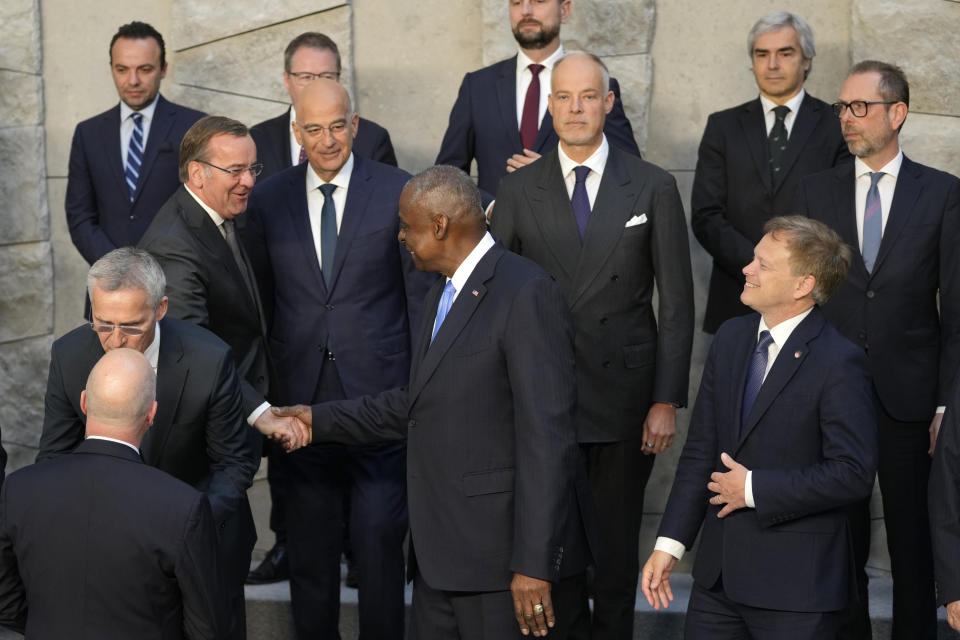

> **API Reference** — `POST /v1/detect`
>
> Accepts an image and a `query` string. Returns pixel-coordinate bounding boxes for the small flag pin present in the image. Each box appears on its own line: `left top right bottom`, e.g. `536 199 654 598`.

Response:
794 351 802 358
472 290 479 296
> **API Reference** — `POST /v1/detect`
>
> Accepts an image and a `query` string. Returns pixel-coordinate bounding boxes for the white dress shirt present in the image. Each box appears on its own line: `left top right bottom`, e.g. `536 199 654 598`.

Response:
85 435 141 454
516 45 565 135
306 152 353 270
854 150 903 250
431 232 496 337
758 88 805 138
654 306 814 561
120 96 159 170
557 134 609 210
288 105 302 167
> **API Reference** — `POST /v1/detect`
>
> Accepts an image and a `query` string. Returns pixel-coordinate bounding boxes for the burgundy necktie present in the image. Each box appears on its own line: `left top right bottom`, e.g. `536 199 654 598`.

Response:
520 64 545 151
298 146 307 164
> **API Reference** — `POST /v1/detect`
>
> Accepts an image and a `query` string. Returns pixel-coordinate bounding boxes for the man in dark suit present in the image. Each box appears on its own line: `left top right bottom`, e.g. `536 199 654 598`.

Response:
691 12 850 333
491 52 694 639
930 379 960 633
435 0 639 207
274 165 592 639
243 80 434 639
796 61 960 640
252 31 397 181
66 21 204 267
1 348 227 638
642 216 877 639
37 248 273 640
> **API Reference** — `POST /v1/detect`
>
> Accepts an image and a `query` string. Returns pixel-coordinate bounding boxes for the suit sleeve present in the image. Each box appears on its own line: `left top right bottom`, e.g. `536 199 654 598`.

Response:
690 114 756 278
37 341 86 462
752 347 878 525
650 173 695 405
178 494 229 640
65 125 118 264
140 230 212 327
436 73 497 203
604 77 641 158
489 173 522 253
931 376 960 604
937 178 960 405
0 484 27 633
311 387 410 444
503 276 580 580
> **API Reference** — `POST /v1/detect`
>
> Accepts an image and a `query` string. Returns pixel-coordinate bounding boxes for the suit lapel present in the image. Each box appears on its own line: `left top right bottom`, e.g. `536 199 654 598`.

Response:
872 155 922 276
135 95 174 203
497 58 523 151
276 109 295 170
408 279 445 392
739 99 773 194
328 157 374 291
286 164 328 296
525 151 581 282
142 320 188 464
772 94 819 193
726 318 759 449
829 164 868 279
98 105 126 195
532 110 557 153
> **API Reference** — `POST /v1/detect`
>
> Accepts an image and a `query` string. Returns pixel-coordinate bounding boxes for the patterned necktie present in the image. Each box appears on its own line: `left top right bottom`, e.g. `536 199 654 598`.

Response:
431 280 457 343
222 219 266 331
741 330 774 431
298 146 307 164
520 63 545 151
862 172 885 273
318 184 338 287
125 112 144 202
571 165 592 242
768 105 790 182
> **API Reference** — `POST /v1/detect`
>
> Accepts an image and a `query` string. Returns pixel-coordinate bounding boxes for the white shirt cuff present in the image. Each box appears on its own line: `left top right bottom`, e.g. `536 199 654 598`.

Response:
484 199 496 220
744 469 755 509
937 406 946 414
247 401 271 426
654 536 686 561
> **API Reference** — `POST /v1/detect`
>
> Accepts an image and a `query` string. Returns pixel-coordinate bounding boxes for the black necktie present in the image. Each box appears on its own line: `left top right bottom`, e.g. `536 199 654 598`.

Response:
768 105 790 182
222 219 266 332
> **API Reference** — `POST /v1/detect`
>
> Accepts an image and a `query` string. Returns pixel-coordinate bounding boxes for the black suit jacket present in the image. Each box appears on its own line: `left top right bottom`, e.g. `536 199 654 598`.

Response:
796 156 960 421
0 439 226 639
491 146 694 442
139 186 271 416
435 55 641 205
251 108 398 180
691 93 850 332
37 318 258 589
304 244 592 592
659 309 877 612
930 374 960 605
65 94 205 264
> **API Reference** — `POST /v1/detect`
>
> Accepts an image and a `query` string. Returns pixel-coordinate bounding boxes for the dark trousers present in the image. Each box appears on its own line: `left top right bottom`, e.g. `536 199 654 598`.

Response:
685 578 841 640
572 439 655 640
840 398 936 640
286 359 408 640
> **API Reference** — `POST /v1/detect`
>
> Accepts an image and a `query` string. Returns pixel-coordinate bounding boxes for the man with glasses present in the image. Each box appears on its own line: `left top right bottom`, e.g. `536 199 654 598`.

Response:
252 31 397 181
36 247 297 640
243 79 433 640
691 11 849 334
796 60 960 640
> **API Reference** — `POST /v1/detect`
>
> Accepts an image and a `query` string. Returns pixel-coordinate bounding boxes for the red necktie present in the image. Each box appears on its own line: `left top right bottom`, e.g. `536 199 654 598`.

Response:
520 64 545 151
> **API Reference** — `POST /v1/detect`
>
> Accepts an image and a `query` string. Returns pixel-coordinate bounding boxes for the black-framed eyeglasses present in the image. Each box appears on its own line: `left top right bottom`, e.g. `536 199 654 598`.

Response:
197 160 263 179
287 70 340 85
89 321 148 337
831 100 898 118
300 122 349 138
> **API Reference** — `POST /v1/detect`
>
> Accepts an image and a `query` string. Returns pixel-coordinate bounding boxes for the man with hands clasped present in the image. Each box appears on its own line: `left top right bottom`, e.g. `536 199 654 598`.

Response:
641 216 878 639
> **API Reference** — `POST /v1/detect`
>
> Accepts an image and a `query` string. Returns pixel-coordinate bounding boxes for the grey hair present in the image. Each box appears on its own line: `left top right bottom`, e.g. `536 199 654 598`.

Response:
748 12 816 77
404 166 484 223
87 247 167 308
552 50 610 92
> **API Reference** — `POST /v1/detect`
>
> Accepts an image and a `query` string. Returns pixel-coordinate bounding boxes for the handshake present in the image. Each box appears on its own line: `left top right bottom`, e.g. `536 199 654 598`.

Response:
252 405 314 452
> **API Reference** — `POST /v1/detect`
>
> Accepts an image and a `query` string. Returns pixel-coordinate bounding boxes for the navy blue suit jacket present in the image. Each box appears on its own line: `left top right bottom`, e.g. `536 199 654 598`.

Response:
243 156 435 405
435 55 640 205
658 308 877 612
65 94 205 264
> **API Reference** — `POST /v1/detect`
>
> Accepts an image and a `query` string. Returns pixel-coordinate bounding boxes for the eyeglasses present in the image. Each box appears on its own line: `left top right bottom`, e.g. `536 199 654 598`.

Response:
831 100 898 118
287 70 340 86
90 321 149 337
197 160 263 179
299 122 349 138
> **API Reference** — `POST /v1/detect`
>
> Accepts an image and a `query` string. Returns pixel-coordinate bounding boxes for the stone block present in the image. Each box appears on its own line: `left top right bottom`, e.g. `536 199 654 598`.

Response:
853 0 960 117
173 7 353 106
900 112 960 178
172 0 345 51
0 126 48 245
482 0 656 65
47 178 90 338
0 334 53 465
164 85 287 130
0 0 40 74
0 71 43 127
606 54 652 154
0 243 53 343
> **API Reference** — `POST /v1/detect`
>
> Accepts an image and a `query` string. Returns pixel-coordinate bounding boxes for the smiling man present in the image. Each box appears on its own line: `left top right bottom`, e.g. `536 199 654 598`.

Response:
691 12 849 335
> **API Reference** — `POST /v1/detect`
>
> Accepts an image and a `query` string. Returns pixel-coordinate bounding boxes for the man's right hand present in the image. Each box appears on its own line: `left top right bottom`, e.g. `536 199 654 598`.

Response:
640 550 677 610
948 601 960 631
270 404 313 446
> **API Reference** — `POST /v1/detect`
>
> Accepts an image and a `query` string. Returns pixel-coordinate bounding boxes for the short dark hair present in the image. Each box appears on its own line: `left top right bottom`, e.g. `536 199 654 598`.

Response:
404 166 484 224
110 21 166 68
764 216 851 304
178 116 249 182
850 60 909 107
284 32 341 73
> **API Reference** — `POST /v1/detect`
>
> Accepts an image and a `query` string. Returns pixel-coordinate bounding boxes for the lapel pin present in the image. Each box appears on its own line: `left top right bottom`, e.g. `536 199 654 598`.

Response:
794 351 802 358
472 290 479 296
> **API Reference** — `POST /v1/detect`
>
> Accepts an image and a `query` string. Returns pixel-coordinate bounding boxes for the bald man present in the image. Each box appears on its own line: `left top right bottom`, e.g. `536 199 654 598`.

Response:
0 349 226 638
244 79 435 638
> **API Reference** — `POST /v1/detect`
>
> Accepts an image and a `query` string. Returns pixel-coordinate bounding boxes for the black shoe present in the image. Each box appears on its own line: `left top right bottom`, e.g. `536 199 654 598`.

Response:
345 557 360 589
246 542 289 584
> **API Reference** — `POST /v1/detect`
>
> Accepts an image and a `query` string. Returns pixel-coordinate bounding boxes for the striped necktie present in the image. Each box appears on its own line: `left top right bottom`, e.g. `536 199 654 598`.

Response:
125 112 144 202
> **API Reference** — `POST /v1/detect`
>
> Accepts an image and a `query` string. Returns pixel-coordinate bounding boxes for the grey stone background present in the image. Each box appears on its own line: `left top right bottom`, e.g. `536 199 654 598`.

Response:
2 0 958 578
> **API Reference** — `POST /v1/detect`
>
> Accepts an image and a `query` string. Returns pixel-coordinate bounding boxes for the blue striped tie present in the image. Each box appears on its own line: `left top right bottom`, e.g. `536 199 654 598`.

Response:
431 280 456 343
862 172 885 273
741 330 774 431
125 113 144 202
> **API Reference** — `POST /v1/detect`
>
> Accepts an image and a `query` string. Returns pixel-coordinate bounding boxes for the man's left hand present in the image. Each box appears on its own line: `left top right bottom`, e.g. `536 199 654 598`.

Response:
511 573 554 636
506 149 542 173
641 402 676 455
707 452 749 517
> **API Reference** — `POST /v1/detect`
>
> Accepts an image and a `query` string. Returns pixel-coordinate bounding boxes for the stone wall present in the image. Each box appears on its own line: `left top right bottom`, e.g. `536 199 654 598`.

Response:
0 0 53 472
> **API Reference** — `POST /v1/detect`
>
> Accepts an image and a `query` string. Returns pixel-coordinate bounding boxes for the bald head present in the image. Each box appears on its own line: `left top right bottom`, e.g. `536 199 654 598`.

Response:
82 348 157 445
294 77 352 116
293 78 358 182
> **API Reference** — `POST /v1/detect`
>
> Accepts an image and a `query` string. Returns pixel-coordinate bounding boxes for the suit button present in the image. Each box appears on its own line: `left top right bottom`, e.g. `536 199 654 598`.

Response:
600 317 608 325
408 419 417 428
129 215 135 220
866 290 875 299
858 331 867 341
610 275 619 282
325 304 335 310
602 360 611 368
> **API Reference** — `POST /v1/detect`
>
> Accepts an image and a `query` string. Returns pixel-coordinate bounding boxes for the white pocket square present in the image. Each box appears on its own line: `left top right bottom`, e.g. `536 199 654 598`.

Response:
625 213 648 227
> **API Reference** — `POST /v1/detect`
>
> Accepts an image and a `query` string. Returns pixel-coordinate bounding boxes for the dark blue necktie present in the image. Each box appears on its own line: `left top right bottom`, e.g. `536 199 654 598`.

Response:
741 330 774 430
125 112 143 202
431 280 456 342
318 183 338 287
768 105 790 182
571 165 591 242
862 172 885 273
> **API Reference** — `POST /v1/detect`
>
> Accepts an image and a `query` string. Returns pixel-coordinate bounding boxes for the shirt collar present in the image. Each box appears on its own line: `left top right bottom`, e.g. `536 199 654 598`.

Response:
557 134 609 180
85 435 141 455
449 232 496 295
758 88 805 117
142 321 161 370
517 44 565 74
854 149 903 180
184 184 228 230
758 306 813 346
120 94 160 124
306 152 354 192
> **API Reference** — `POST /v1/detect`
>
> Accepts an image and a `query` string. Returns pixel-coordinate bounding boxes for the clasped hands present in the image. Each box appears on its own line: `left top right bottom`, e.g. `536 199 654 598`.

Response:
252 404 313 452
